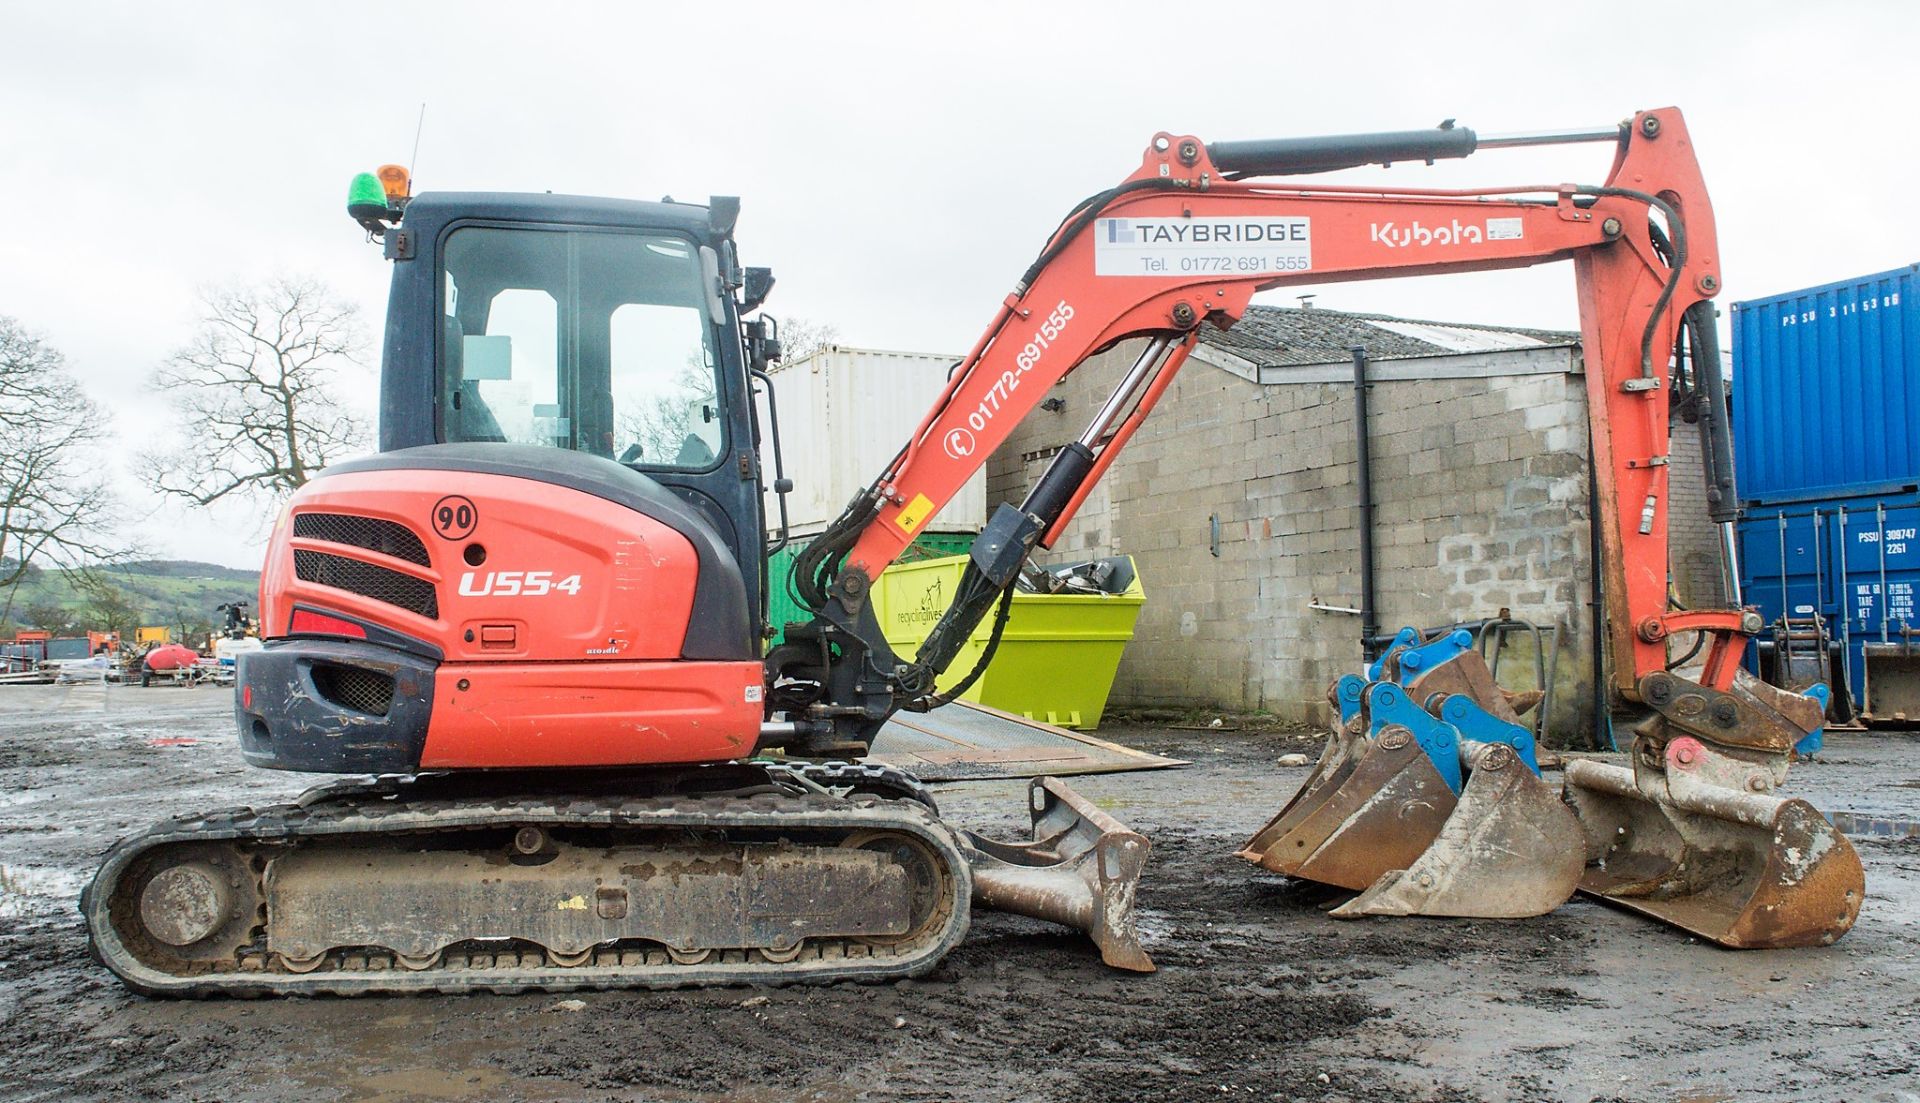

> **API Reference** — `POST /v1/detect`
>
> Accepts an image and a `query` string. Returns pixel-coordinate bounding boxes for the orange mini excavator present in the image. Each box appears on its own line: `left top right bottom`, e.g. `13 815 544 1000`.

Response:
87 106 1861 997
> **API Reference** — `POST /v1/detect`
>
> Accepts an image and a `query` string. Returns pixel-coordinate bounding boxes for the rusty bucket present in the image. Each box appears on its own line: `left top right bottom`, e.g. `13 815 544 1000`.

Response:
1563 745 1865 948
963 776 1155 971
1237 721 1458 891
1332 740 1583 918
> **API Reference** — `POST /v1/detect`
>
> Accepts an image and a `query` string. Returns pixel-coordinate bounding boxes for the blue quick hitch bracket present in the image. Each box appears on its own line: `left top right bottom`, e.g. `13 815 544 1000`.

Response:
1362 681 1464 794
1335 674 1368 726
1794 682 1831 758
1429 693 1541 776
1367 627 1423 682
1393 628 1476 684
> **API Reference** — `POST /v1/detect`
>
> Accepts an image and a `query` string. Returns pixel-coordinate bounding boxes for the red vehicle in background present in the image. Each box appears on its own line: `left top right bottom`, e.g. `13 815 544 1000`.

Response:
138 643 201 686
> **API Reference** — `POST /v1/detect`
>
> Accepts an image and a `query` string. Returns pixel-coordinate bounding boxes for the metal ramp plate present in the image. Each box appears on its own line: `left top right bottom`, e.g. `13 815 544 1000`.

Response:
868 701 1185 781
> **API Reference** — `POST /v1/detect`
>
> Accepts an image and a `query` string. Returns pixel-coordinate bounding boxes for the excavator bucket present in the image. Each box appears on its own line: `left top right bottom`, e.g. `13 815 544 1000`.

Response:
1556 664 1866 949
963 776 1155 971
1564 750 1865 948
1238 702 1365 864
1237 722 1458 890
1240 629 1580 918
1332 740 1583 918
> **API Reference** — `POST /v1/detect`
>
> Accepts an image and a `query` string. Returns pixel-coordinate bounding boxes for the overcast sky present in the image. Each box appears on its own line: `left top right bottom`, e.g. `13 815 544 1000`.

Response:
2 1 1913 569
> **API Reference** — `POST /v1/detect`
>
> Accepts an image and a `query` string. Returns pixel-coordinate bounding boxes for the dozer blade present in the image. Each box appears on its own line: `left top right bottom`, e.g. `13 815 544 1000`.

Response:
962 776 1155 972
1331 740 1583 919
1564 748 1865 948
1236 724 1457 891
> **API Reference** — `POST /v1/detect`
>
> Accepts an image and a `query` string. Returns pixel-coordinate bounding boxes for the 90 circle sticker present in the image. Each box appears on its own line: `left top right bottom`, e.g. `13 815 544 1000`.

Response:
432 495 478 540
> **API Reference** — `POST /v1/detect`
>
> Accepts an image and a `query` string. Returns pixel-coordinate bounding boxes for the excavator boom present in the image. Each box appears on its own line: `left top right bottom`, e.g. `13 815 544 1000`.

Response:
780 111 1719 733
772 106 1861 949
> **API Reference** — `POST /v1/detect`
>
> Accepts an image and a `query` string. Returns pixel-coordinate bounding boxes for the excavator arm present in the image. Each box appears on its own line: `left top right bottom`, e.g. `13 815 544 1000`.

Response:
770 106 1864 950
778 106 1711 744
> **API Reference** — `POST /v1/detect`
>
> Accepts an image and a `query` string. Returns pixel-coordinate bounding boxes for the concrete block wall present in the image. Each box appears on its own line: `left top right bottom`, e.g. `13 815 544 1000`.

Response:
988 335 1726 743
1667 421 1731 607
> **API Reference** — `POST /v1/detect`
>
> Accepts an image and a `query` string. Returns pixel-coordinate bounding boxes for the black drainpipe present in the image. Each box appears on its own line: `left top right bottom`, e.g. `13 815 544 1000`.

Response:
1353 346 1380 660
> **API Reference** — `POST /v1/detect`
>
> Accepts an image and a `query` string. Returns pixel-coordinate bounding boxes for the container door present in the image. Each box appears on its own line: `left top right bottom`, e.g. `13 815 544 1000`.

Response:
1838 501 1920 718
1740 510 1832 690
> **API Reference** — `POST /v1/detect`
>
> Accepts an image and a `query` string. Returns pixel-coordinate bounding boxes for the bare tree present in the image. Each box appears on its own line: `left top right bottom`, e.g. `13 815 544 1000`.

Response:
21 599 77 635
776 317 838 364
615 353 719 467
169 604 215 649
75 575 143 638
0 317 118 622
145 276 370 508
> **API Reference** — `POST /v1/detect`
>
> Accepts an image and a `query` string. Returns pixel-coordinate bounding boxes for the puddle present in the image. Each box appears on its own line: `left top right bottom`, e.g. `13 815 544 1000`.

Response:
320 1064 603 1103
1131 905 1177 944
345 1068 524 1103
0 865 88 917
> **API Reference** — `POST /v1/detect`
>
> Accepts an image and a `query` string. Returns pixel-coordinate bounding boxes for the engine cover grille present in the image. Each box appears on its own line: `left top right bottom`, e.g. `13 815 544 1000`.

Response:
293 512 431 567
308 662 397 716
294 550 439 619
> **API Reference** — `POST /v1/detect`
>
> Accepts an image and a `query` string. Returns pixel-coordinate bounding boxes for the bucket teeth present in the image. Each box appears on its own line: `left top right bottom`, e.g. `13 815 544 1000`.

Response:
963 776 1155 972
1501 688 1546 717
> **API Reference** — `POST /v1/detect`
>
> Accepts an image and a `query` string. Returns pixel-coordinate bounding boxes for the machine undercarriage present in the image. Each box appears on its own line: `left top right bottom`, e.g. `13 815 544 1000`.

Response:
87 764 1151 996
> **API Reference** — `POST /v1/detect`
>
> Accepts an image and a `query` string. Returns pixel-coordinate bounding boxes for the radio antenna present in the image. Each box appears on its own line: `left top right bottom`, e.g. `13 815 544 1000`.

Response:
409 103 427 181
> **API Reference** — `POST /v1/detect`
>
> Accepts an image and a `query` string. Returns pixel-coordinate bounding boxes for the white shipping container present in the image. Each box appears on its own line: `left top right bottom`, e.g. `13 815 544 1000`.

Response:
764 345 986 537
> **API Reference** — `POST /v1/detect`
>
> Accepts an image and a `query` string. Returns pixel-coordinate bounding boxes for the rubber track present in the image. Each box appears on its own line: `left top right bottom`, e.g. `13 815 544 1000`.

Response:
83 774 972 998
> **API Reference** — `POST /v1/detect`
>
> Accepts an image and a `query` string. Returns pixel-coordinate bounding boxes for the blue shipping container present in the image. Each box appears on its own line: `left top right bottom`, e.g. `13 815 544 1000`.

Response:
1738 490 1920 720
1731 263 1919 504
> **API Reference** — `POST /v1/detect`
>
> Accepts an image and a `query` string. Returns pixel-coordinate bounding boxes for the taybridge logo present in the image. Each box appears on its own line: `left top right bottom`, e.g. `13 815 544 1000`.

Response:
1104 218 1307 244
1370 219 1486 248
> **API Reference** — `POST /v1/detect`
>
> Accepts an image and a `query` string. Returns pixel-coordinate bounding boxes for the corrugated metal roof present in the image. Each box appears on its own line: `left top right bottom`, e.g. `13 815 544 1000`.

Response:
1198 304 1577 368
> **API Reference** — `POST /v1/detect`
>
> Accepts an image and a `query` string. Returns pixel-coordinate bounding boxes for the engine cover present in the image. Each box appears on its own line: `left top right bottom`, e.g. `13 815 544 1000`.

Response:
239 445 763 772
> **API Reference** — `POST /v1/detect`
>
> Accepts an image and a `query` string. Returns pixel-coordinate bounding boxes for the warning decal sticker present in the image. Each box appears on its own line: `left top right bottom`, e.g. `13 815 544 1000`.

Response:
894 493 936 534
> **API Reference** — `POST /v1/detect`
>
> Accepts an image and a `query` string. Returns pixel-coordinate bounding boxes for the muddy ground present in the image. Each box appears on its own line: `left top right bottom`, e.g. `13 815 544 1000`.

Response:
0 684 1916 1103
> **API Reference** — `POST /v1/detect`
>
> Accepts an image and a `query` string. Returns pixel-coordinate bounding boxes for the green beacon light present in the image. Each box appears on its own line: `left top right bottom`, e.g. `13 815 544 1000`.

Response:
347 171 393 233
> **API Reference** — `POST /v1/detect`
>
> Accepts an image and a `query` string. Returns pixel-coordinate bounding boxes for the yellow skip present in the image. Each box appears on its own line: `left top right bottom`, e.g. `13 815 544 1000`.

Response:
556 895 587 911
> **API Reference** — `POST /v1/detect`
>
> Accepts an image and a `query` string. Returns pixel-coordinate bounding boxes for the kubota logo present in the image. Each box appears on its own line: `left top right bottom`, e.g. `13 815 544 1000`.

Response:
1369 217 1522 249
1370 219 1484 248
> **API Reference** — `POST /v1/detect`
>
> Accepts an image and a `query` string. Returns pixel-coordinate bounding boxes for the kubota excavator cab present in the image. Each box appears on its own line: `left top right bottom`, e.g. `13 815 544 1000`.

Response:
235 189 773 774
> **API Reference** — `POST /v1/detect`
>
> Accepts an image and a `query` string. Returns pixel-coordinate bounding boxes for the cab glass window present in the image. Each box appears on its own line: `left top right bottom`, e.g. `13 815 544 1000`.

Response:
438 226 722 469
